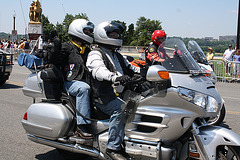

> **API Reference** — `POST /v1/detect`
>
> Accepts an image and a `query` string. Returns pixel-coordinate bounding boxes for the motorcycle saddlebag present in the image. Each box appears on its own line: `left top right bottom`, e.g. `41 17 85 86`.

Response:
22 102 74 140
40 65 63 100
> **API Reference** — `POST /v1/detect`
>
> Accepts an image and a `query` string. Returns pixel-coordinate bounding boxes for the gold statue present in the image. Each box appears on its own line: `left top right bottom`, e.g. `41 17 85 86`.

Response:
29 0 42 23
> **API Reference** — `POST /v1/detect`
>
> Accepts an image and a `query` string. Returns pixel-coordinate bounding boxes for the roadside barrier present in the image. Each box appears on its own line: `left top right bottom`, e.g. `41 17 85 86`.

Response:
209 60 240 83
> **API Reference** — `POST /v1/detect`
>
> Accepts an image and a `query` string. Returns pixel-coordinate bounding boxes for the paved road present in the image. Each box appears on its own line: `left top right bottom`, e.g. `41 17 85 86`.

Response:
0 63 64 160
0 62 239 160
215 82 240 134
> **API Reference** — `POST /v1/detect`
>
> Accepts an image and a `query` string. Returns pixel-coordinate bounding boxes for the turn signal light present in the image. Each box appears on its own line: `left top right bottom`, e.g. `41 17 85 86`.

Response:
189 152 200 158
205 70 211 77
23 112 28 120
158 71 169 79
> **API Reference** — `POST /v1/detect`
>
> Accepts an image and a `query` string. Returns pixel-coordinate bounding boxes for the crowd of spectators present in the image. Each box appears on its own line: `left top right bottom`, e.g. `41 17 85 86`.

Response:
0 38 31 50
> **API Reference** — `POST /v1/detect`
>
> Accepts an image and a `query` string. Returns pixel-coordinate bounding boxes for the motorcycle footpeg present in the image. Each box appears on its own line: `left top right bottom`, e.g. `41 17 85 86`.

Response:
69 136 93 145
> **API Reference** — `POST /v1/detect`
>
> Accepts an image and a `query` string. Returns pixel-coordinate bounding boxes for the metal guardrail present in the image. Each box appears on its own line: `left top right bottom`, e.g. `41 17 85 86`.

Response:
121 46 139 53
209 60 240 83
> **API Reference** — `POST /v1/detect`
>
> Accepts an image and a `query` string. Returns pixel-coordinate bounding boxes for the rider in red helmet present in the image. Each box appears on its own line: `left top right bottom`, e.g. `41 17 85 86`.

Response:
146 30 169 65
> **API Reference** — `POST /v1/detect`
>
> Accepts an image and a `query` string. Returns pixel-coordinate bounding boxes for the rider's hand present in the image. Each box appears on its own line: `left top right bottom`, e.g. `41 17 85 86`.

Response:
115 75 131 85
142 81 152 92
132 74 143 81
53 37 61 53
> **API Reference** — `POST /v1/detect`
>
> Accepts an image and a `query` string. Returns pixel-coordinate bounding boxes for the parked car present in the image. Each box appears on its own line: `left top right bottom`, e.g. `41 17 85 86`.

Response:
0 49 14 85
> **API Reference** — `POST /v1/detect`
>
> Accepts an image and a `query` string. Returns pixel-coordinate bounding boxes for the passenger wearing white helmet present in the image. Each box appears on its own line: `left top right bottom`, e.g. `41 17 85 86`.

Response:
61 19 94 139
86 21 140 160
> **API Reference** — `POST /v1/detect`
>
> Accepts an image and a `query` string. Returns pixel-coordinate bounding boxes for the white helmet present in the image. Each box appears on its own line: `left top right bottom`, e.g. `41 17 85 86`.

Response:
94 21 124 47
68 19 94 44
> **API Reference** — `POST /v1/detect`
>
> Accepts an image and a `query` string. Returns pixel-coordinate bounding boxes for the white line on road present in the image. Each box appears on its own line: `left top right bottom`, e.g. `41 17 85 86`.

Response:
222 96 240 100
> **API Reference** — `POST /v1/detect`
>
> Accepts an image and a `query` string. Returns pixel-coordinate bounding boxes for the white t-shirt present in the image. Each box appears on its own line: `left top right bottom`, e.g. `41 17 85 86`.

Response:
223 49 235 61
139 52 145 60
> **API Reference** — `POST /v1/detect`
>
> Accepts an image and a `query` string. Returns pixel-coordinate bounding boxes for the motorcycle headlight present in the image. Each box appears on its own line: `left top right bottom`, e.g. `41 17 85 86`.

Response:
206 96 218 112
178 87 218 112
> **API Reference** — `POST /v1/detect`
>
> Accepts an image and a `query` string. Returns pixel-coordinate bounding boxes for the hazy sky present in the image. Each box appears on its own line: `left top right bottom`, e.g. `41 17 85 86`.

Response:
0 0 239 39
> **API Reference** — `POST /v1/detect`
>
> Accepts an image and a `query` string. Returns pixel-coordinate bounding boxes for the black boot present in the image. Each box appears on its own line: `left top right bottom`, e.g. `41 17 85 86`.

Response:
106 148 131 160
76 124 93 139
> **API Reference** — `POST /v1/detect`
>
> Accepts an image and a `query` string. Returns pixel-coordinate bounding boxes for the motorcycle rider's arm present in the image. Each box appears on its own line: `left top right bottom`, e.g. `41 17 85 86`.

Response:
147 52 165 62
122 56 140 73
222 53 226 61
86 50 119 82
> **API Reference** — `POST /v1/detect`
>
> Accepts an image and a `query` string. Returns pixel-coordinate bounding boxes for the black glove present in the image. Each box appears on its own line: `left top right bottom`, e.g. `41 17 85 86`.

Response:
132 74 143 81
115 75 131 85
142 81 152 92
34 49 44 58
50 30 57 40
53 37 61 53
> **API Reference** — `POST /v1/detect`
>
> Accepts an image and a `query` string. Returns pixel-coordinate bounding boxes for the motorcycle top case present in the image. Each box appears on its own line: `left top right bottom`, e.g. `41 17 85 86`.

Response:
22 65 63 100
22 72 46 99
22 102 74 140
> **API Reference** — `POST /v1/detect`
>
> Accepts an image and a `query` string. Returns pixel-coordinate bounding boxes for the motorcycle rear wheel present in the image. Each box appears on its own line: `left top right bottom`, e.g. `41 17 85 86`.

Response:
216 145 240 160
57 149 91 160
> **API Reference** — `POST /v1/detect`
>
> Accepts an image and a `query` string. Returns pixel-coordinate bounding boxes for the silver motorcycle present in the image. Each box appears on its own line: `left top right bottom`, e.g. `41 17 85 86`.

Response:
21 38 240 160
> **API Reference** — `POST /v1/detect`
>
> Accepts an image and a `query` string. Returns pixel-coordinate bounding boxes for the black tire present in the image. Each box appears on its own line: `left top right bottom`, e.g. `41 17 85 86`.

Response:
57 149 91 160
217 145 240 160
0 80 6 86
207 104 226 126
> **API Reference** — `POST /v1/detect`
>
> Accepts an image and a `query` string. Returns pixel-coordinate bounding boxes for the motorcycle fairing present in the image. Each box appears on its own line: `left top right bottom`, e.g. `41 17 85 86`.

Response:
194 125 240 159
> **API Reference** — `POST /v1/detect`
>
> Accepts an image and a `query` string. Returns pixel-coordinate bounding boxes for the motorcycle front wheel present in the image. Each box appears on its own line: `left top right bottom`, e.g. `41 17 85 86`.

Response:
216 145 240 160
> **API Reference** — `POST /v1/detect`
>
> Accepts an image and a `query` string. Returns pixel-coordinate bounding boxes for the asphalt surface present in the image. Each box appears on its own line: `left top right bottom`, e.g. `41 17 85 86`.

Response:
215 82 240 134
0 62 239 160
0 63 64 160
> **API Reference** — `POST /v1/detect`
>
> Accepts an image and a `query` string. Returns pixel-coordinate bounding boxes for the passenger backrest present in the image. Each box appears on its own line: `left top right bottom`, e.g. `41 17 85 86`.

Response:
40 64 63 100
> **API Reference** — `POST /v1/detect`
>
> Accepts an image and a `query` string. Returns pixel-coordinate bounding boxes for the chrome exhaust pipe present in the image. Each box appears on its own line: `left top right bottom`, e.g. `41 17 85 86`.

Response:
27 134 105 160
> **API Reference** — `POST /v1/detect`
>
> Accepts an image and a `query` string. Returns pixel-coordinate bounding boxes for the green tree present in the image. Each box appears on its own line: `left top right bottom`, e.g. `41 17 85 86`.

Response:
61 14 74 42
55 22 63 38
130 17 163 46
124 23 135 45
41 14 55 41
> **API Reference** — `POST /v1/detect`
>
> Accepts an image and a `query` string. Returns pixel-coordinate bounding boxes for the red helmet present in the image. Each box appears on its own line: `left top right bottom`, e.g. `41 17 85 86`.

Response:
151 30 166 46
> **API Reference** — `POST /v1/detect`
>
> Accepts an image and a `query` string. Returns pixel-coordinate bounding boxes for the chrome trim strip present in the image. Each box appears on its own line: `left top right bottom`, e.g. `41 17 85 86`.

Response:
124 137 158 146
27 134 105 160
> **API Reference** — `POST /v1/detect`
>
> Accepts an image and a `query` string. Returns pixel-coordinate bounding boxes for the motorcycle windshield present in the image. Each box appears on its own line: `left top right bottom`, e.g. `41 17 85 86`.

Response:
158 38 201 73
188 40 208 65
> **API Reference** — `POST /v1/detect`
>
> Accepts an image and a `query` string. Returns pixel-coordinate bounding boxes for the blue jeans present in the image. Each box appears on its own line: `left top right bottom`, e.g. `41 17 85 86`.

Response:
64 80 91 125
95 98 126 150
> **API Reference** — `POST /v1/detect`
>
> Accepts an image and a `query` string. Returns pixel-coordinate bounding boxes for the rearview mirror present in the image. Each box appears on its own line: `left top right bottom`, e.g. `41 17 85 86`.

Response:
146 65 169 81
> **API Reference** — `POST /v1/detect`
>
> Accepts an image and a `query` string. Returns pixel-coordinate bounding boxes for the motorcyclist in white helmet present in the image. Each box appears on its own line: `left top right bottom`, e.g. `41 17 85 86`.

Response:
86 21 140 160
61 19 94 139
